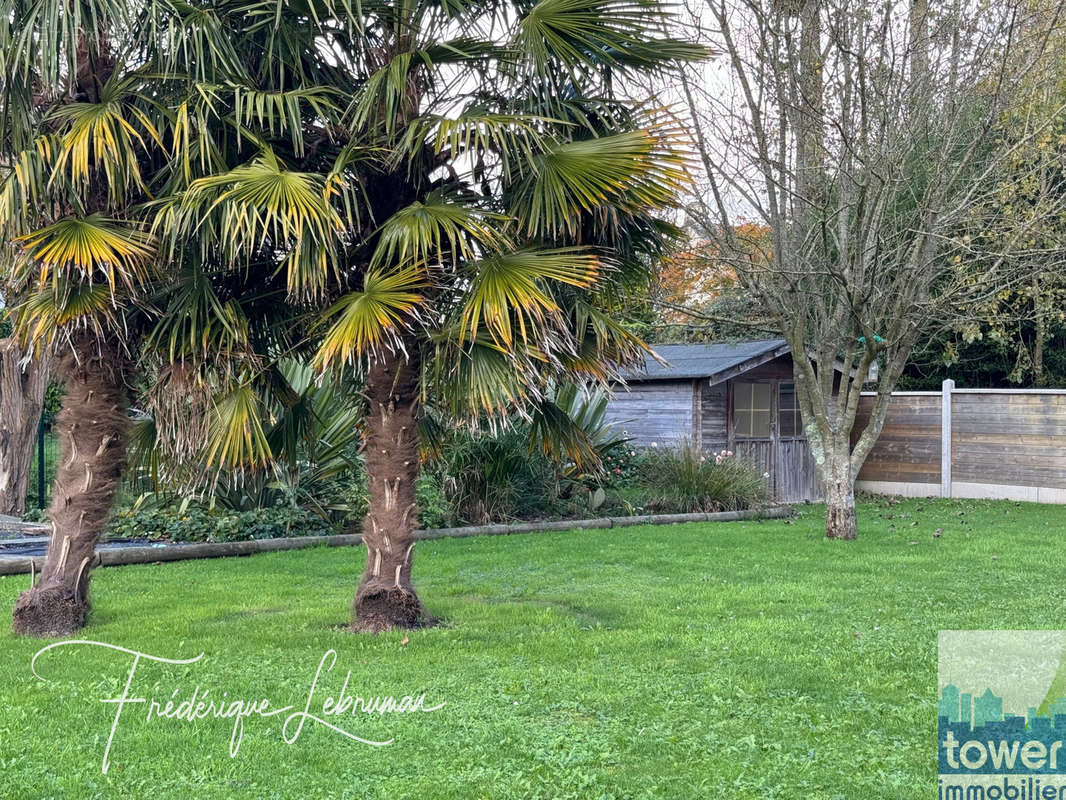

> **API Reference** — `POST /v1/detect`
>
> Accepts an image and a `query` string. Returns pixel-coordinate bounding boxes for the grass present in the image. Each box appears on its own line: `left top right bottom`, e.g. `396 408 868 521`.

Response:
1 496 1064 799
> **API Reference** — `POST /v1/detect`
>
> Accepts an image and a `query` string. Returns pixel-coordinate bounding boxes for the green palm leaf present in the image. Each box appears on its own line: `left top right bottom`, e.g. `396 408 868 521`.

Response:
510 128 687 236
515 0 707 72
166 150 343 295
427 334 534 418
372 194 509 269
401 113 552 166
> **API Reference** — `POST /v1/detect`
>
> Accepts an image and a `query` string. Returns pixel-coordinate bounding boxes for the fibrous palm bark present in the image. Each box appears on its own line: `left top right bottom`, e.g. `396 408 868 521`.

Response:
353 343 426 631
12 335 127 636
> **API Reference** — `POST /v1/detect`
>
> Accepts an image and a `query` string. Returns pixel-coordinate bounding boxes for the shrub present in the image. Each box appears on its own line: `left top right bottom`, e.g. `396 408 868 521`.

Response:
415 474 451 529
106 503 336 543
580 442 645 490
433 428 561 524
638 439 768 513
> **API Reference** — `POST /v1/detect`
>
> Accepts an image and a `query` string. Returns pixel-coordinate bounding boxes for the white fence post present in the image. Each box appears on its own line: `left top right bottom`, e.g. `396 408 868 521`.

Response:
941 379 954 498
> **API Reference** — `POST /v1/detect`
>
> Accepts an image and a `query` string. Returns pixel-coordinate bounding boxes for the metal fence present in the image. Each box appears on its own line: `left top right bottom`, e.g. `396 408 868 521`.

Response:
25 422 58 509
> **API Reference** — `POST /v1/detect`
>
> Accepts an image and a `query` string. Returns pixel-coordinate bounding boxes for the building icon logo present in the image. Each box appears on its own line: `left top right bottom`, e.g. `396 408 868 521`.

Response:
939 631 1066 798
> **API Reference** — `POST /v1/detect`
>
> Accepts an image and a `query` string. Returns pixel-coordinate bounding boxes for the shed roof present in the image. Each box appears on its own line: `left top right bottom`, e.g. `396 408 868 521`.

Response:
624 339 790 383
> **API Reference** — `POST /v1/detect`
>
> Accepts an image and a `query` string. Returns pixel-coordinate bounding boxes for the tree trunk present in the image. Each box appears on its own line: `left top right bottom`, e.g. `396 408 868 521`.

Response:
816 442 858 540
12 335 128 637
0 340 51 516
824 475 858 540
1033 275 1046 386
351 343 427 632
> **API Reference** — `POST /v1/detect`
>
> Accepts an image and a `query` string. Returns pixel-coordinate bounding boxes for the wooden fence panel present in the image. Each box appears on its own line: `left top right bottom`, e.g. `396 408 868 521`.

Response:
952 393 1066 492
856 387 1066 502
854 394 942 488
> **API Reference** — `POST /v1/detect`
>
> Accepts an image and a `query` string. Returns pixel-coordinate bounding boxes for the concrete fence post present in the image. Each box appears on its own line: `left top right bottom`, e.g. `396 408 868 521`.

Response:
941 379 954 498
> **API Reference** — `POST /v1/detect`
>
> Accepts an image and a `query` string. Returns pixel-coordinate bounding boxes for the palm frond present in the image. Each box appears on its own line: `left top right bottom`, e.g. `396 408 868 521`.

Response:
399 111 553 174
460 248 599 346
509 128 687 237
12 282 123 344
14 214 156 291
514 0 707 73
314 265 428 367
0 135 63 235
146 266 253 362
165 150 343 296
348 38 503 135
48 73 164 201
425 334 533 418
528 382 625 474
372 193 509 269
562 300 653 380
230 84 341 156
204 381 273 469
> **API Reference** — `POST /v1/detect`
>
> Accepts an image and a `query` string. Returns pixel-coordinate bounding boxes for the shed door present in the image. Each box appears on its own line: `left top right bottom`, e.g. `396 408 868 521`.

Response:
730 380 822 503
776 382 821 502
731 381 774 492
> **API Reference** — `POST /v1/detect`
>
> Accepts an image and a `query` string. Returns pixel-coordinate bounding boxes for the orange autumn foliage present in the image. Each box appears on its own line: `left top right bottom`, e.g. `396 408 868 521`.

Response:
654 222 771 323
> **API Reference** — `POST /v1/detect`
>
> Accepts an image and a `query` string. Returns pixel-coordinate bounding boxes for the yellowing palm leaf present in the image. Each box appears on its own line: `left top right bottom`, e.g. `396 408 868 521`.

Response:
15 214 156 291
49 81 163 202
13 282 121 345
205 382 273 470
314 265 429 367
461 248 599 346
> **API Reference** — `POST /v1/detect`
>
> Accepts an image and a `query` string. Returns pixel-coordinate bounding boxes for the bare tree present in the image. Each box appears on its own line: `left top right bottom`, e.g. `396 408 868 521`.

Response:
679 0 1065 538
0 340 49 516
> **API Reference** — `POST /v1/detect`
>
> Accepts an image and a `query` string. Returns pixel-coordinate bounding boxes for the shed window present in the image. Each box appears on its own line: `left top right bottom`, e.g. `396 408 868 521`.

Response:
734 382 770 438
779 382 802 437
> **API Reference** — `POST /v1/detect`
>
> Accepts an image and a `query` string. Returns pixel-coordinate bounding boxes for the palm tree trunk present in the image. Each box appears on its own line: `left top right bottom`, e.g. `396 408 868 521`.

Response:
0 340 50 516
13 334 128 637
352 343 427 632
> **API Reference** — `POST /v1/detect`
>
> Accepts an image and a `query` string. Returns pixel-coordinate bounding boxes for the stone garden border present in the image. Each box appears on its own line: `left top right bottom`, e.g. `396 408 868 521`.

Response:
0 506 794 576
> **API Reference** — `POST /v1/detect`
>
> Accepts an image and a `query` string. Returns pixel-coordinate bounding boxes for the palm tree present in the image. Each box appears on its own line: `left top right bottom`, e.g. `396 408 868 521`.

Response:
295 0 704 630
0 1 162 634
0 0 345 634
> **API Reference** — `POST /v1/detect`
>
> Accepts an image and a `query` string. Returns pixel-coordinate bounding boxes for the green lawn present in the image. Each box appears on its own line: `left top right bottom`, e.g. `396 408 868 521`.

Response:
2 497 1064 799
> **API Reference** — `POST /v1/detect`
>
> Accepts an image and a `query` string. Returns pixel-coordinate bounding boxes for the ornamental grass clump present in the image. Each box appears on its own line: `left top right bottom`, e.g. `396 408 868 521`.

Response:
640 439 768 513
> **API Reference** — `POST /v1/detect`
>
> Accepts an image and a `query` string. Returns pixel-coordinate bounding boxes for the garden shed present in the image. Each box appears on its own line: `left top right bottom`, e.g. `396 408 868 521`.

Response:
605 340 823 503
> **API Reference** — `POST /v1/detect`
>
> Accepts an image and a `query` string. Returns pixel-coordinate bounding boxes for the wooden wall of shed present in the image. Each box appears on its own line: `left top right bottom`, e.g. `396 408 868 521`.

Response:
699 382 728 452
951 393 1066 490
735 355 795 382
604 380 695 447
854 394 942 485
